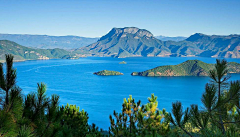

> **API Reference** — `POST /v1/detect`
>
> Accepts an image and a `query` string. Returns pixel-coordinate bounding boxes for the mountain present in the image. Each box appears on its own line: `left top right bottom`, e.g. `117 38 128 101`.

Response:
155 35 186 41
75 27 167 58
131 60 240 76
186 33 240 58
76 27 240 58
0 34 99 49
76 27 200 58
2 28 239 58
0 40 79 62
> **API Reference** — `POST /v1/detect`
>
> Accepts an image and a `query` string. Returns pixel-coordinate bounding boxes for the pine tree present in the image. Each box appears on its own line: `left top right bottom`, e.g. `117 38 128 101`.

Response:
209 59 230 134
0 54 102 136
109 94 170 136
168 59 240 136
0 54 24 136
0 54 17 108
59 103 89 136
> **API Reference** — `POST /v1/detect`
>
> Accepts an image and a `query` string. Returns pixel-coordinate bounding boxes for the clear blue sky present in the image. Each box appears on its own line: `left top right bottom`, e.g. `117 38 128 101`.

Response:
0 0 239 37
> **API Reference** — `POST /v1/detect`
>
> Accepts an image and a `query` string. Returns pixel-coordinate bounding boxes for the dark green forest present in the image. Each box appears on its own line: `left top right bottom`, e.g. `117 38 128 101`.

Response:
0 54 239 137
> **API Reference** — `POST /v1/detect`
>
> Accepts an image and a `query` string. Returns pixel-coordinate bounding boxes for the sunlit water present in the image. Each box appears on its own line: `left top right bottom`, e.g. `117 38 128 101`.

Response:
13 57 240 129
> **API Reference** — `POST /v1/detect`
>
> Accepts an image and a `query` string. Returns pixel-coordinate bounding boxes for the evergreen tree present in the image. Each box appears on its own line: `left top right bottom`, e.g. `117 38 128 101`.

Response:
0 54 104 136
168 59 240 136
209 59 230 134
0 54 24 136
0 54 17 108
59 103 89 136
109 94 169 136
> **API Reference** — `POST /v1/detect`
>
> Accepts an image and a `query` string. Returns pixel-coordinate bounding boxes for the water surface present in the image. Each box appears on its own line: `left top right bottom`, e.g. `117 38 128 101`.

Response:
13 57 240 129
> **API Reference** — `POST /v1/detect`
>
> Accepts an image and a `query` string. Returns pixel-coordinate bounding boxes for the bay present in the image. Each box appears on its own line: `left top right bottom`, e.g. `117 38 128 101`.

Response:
13 57 240 129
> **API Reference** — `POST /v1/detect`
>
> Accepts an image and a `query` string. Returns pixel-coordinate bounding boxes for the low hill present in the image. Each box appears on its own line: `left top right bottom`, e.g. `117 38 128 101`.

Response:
0 34 99 49
0 40 78 61
131 60 240 76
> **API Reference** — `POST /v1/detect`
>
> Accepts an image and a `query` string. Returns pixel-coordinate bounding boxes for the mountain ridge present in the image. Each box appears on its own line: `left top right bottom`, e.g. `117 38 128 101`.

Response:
0 33 99 49
76 27 240 58
1 27 240 58
186 33 240 58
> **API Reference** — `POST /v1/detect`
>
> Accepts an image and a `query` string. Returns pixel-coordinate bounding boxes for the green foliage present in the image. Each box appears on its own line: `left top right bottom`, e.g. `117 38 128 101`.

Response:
168 101 192 136
109 94 170 136
18 125 35 137
0 54 22 136
0 54 103 136
0 54 17 107
168 59 240 136
59 103 89 136
0 110 18 136
20 82 102 137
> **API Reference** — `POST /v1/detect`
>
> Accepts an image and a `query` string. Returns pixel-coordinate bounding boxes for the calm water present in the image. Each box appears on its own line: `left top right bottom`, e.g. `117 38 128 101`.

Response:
13 57 240 129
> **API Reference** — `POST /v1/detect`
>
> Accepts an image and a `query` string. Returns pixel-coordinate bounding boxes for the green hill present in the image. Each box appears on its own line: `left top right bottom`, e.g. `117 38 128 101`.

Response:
0 40 78 62
131 60 240 76
94 70 123 76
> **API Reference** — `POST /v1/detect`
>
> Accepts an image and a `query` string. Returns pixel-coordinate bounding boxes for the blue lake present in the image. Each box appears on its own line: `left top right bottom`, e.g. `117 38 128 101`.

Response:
13 57 240 129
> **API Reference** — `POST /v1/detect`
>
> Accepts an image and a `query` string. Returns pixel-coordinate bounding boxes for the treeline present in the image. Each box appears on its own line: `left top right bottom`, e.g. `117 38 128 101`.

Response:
0 54 239 137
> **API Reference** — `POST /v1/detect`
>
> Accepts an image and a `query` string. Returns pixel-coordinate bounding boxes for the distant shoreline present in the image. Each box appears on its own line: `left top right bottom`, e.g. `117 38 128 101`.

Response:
1 55 239 63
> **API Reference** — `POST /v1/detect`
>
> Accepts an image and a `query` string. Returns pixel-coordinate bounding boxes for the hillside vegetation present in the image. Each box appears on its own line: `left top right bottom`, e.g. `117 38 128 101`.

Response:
0 40 78 61
132 60 240 76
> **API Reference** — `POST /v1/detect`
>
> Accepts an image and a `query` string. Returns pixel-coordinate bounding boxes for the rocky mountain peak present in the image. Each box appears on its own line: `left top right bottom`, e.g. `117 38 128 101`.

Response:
120 27 153 37
99 27 154 41
121 27 140 34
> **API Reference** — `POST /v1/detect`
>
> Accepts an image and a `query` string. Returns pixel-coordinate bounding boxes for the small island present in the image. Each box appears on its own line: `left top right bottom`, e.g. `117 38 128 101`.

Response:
94 70 123 76
131 60 240 77
119 61 127 64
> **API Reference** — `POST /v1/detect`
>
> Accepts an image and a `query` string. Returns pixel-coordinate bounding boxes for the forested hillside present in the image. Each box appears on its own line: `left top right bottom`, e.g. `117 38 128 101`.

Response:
0 40 78 62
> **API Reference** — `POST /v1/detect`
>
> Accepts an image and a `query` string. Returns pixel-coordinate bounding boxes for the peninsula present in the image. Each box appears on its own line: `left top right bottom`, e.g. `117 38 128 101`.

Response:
131 60 240 76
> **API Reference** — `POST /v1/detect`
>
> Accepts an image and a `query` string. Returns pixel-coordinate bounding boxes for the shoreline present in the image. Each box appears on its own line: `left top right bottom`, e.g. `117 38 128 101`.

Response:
0 55 239 63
